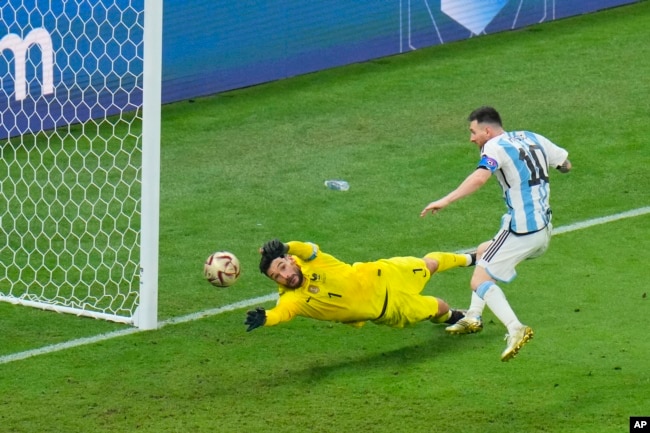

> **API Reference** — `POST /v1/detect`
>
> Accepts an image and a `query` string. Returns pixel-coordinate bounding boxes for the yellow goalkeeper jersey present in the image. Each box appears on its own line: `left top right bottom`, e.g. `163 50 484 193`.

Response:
264 241 423 327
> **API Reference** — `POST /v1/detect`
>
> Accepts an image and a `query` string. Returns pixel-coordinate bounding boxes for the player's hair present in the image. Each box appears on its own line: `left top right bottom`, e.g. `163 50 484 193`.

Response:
259 250 284 275
468 106 502 126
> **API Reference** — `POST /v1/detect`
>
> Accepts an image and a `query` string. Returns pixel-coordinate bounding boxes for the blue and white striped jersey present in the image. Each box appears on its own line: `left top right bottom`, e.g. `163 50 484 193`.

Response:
478 131 569 234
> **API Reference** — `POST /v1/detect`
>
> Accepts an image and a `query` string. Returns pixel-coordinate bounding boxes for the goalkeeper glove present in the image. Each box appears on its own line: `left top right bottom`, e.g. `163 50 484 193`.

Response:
245 307 266 332
261 239 288 258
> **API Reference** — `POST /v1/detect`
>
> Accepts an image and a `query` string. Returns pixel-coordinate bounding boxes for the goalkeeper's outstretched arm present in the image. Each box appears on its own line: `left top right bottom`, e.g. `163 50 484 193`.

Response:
245 297 299 331
245 307 266 332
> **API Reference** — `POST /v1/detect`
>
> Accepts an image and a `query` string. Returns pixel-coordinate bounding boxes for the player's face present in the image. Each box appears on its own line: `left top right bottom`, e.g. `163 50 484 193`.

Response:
267 256 304 289
469 120 490 147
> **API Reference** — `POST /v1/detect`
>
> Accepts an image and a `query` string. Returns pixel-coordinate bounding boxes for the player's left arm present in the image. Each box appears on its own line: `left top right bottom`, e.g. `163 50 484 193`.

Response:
556 159 571 173
537 134 571 174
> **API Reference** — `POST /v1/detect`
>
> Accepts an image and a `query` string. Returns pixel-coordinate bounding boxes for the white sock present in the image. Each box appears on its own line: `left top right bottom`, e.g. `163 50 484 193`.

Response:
481 284 522 334
466 291 486 318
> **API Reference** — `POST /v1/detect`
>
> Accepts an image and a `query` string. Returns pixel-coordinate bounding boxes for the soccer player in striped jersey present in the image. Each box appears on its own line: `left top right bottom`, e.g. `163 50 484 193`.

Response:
420 106 571 361
244 239 476 332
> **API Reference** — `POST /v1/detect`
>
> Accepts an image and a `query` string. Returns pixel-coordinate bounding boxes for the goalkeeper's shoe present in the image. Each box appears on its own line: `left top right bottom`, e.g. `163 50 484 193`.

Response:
500 325 534 362
445 316 483 334
444 309 467 325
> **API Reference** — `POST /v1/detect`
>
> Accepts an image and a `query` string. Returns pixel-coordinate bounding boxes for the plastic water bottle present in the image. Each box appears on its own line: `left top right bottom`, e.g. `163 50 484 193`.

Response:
324 180 350 191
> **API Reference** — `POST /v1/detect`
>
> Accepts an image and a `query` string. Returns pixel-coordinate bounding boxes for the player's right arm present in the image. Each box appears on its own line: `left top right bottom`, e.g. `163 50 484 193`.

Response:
420 168 491 216
286 241 319 261
535 133 571 173
260 239 319 262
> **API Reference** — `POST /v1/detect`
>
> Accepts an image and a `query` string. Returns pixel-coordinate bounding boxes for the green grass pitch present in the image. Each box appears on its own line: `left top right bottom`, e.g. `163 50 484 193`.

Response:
1 2 649 432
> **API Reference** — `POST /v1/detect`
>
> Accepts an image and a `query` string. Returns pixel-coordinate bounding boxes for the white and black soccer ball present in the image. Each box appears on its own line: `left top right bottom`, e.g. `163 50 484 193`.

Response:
203 251 241 287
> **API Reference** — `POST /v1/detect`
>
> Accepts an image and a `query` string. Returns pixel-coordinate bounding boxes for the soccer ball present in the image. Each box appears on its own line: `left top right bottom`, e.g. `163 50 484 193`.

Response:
203 251 241 287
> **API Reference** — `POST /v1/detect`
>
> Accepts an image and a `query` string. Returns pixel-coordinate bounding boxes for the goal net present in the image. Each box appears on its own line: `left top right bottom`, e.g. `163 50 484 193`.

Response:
0 0 161 328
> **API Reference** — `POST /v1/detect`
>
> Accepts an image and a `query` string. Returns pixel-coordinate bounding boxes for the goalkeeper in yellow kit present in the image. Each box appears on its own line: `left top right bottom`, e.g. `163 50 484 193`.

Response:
244 239 475 332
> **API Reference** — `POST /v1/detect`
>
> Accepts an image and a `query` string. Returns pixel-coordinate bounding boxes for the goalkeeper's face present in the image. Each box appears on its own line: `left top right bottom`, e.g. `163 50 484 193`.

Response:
266 256 304 289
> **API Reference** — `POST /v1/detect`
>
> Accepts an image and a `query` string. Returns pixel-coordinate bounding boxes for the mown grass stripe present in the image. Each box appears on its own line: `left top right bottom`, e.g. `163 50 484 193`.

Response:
1 206 648 365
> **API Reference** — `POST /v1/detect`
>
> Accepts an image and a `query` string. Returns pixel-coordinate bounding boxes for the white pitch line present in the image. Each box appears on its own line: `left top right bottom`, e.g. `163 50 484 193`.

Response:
552 206 650 235
0 293 278 365
1 206 649 365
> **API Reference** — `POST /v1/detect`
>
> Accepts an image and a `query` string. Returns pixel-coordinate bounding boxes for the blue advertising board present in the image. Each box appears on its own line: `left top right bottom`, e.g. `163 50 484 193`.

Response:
0 0 638 138
0 0 142 139
159 0 637 103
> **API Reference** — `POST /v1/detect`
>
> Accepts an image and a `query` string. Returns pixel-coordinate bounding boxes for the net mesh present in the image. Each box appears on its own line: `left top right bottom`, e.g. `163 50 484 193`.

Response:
0 0 143 322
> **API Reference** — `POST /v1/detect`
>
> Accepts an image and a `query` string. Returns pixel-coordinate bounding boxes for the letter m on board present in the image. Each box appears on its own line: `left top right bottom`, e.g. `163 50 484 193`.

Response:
0 28 54 101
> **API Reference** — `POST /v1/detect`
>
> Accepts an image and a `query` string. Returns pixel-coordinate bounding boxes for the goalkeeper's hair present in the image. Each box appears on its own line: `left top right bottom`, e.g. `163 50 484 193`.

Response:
259 250 284 275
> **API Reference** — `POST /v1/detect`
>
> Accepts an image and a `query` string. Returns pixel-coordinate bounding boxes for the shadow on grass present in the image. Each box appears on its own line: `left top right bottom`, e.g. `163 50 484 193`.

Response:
260 331 489 387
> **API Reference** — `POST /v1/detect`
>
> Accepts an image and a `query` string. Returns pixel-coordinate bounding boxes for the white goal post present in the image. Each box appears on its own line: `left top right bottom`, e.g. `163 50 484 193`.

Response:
0 0 162 329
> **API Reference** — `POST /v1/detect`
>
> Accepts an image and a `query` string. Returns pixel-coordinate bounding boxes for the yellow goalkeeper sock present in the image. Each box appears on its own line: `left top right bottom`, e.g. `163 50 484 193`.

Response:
431 310 452 323
424 252 470 273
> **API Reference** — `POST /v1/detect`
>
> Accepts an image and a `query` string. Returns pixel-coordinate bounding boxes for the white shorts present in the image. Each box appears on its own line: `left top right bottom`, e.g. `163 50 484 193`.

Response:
477 223 553 283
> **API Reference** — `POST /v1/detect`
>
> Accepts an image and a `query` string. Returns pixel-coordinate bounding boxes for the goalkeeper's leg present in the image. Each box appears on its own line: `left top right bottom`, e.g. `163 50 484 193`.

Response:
428 297 466 324
424 251 476 274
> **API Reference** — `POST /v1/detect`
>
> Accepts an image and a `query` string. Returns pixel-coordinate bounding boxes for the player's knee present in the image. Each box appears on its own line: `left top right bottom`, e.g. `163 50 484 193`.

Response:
470 276 481 290
424 257 439 274
435 298 449 317
470 268 492 290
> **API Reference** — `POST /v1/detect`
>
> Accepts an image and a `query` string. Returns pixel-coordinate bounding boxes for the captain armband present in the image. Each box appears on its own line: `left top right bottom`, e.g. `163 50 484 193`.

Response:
305 242 318 261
